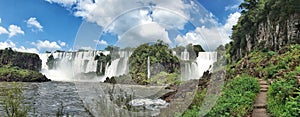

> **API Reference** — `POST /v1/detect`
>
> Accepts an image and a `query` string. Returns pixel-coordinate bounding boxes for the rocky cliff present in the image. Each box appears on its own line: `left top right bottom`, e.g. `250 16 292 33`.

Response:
0 48 50 82
0 48 42 71
229 0 300 62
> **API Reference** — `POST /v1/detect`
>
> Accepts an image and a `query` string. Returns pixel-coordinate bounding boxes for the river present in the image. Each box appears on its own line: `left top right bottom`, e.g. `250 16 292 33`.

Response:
0 81 174 117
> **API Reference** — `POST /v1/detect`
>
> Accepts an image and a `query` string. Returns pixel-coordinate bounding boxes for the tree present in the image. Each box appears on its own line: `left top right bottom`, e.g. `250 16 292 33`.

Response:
129 41 180 85
193 44 205 57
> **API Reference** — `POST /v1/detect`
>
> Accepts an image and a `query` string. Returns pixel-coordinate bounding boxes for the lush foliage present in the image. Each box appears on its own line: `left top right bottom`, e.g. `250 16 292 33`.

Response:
228 44 300 80
0 83 30 117
129 40 180 85
206 75 259 116
267 64 300 117
226 44 300 116
0 65 49 82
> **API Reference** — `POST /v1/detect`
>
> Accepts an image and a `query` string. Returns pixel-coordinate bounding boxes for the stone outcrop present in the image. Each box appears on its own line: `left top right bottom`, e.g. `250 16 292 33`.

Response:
246 13 300 53
0 48 42 71
0 48 50 82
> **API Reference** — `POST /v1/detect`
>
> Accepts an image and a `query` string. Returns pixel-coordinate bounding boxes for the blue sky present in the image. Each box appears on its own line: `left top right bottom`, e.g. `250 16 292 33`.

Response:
0 0 242 53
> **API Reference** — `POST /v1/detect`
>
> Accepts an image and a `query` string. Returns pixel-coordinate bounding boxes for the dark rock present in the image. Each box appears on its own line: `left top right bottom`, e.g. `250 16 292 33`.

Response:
0 48 42 71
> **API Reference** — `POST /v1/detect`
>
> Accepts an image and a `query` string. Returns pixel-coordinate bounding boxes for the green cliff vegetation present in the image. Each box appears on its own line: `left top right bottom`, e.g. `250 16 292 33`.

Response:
229 0 300 62
129 40 180 85
0 48 50 82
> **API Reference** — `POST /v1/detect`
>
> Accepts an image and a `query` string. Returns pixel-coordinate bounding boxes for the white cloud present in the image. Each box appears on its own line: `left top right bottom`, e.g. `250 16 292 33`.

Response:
0 26 9 35
225 0 243 11
117 22 171 48
45 0 76 7
94 40 108 45
175 26 228 51
26 17 43 32
58 40 66 46
80 46 93 50
14 46 39 53
175 12 241 51
223 12 241 34
0 41 16 49
46 0 190 34
8 25 25 38
225 4 239 11
0 18 1 23
0 40 39 53
32 40 61 50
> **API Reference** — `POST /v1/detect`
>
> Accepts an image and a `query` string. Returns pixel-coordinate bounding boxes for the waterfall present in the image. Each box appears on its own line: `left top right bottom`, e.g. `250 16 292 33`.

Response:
104 51 132 78
180 51 217 81
39 50 105 81
39 48 216 82
147 56 150 78
180 49 189 61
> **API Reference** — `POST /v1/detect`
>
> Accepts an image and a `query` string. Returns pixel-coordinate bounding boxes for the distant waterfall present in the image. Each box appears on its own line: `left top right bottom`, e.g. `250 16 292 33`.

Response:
104 51 132 78
180 49 189 61
39 50 107 81
147 56 150 78
180 50 217 81
39 49 216 82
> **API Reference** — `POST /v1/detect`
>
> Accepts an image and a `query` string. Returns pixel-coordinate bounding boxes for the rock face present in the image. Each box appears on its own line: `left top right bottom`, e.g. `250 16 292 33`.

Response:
0 48 42 71
247 13 300 53
0 48 50 82
233 13 300 62
229 0 300 62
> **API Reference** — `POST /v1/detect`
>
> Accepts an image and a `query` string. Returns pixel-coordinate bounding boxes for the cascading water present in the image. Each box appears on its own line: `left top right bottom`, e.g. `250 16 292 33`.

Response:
39 50 106 81
180 49 217 81
104 51 132 78
39 48 216 82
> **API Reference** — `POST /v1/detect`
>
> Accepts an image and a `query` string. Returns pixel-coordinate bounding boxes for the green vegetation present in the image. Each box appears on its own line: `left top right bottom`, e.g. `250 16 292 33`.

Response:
227 45 300 80
206 75 259 116
0 65 50 82
226 44 300 116
266 60 300 117
0 83 30 117
229 0 300 62
147 72 181 85
268 79 300 117
129 40 180 85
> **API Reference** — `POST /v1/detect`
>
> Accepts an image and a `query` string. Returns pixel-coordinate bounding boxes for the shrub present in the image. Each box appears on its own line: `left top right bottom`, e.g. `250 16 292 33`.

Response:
206 75 259 116
0 83 30 117
267 79 299 117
